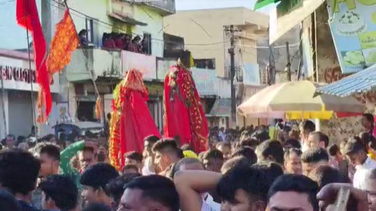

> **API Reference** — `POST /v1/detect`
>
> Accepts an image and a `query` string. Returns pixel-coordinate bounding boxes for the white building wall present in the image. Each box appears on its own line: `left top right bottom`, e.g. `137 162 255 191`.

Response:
67 0 114 47
133 6 164 58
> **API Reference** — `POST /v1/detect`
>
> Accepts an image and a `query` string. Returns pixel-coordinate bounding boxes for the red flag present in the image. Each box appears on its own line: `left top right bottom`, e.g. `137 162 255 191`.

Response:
16 0 52 121
47 9 79 76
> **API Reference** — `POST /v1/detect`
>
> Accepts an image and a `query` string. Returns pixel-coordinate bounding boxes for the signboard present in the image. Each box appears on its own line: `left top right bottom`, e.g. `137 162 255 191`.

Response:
0 56 59 93
209 98 230 117
243 63 260 86
146 82 164 97
321 116 362 144
58 102 73 124
191 67 217 96
122 51 157 80
328 0 376 74
302 25 314 77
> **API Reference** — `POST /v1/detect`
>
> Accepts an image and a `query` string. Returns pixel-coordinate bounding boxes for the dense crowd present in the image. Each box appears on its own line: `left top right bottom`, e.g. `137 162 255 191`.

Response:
1 114 376 211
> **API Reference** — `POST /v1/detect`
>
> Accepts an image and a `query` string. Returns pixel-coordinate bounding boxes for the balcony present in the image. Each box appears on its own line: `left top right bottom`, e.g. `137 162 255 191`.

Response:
123 0 175 16
65 47 159 82
65 48 122 82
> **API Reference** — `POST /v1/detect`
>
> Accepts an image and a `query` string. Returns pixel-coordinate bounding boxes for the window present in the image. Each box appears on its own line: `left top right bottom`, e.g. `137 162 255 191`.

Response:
85 18 94 43
143 33 152 55
77 101 97 121
194 59 215 69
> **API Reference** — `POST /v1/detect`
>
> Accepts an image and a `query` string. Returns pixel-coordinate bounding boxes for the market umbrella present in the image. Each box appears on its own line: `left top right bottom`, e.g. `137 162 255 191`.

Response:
237 80 365 119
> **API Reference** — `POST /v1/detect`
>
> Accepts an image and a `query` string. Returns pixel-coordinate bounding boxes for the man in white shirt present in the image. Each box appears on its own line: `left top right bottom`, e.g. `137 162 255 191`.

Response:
299 120 316 152
343 137 376 190
307 131 338 169
174 158 221 211
219 127 226 142
141 135 160 175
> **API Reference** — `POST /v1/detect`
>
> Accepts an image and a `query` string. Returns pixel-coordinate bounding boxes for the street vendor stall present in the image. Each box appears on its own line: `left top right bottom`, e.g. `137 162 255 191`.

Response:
238 80 366 140
238 80 365 119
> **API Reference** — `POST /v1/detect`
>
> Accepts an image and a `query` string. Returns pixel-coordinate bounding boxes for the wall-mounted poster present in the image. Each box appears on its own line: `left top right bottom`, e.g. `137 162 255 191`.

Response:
58 102 72 124
328 0 376 74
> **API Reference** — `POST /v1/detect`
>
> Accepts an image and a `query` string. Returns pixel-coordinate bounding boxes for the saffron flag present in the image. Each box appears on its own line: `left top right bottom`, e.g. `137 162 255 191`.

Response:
16 0 52 120
47 9 79 76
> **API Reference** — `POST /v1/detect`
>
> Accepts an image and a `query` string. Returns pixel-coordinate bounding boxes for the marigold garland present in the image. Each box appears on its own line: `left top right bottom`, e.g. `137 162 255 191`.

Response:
95 96 103 120
109 110 121 169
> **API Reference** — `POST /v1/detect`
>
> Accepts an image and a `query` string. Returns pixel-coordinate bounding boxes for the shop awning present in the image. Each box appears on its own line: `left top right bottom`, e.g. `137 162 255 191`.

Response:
316 64 376 97
107 12 147 26
208 98 231 117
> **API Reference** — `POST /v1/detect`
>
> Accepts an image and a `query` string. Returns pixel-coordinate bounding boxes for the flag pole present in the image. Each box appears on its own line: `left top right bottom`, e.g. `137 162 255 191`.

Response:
0 68 7 137
63 0 103 122
25 4 36 132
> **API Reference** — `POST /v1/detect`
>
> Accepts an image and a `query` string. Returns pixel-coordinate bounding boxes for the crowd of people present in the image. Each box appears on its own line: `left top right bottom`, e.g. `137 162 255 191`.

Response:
78 29 151 54
1 114 376 210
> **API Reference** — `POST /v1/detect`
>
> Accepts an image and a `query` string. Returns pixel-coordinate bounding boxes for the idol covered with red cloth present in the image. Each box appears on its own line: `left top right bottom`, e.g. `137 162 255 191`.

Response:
109 69 161 170
163 61 209 153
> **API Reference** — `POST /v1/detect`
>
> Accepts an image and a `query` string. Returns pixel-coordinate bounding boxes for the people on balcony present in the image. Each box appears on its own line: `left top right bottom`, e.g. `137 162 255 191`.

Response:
101 32 151 55
130 35 142 53
78 29 89 47
103 33 116 49
115 33 126 49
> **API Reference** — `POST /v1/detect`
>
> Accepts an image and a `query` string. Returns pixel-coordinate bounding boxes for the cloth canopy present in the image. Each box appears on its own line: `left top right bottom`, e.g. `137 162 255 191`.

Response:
238 80 365 119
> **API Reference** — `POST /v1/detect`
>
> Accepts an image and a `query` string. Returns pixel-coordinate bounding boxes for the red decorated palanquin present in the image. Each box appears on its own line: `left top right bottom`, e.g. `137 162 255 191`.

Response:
109 69 161 170
163 63 209 153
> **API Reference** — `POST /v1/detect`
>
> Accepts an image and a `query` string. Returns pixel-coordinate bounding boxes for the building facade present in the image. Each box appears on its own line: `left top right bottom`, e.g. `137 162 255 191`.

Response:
64 0 175 131
0 0 61 137
163 8 268 127
0 50 60 138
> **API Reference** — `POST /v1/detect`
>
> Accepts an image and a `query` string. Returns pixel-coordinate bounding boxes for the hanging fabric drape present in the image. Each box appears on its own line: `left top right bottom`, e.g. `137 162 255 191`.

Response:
16 0 51 121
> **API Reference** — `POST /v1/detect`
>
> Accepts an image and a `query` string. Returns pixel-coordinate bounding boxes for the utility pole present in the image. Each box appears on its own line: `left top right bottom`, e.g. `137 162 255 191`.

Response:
224 25 237 121
286 42 292 81
268 43 275 85
0 74 6 138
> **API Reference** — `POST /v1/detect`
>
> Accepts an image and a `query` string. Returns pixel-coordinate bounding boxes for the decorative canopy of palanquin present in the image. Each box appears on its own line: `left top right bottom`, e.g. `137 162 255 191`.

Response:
237 80 365 120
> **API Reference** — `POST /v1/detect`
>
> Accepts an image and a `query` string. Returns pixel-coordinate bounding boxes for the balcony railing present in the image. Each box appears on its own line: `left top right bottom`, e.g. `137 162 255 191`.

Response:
124 0 175 15
66 47 160 82
65 48 122 82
